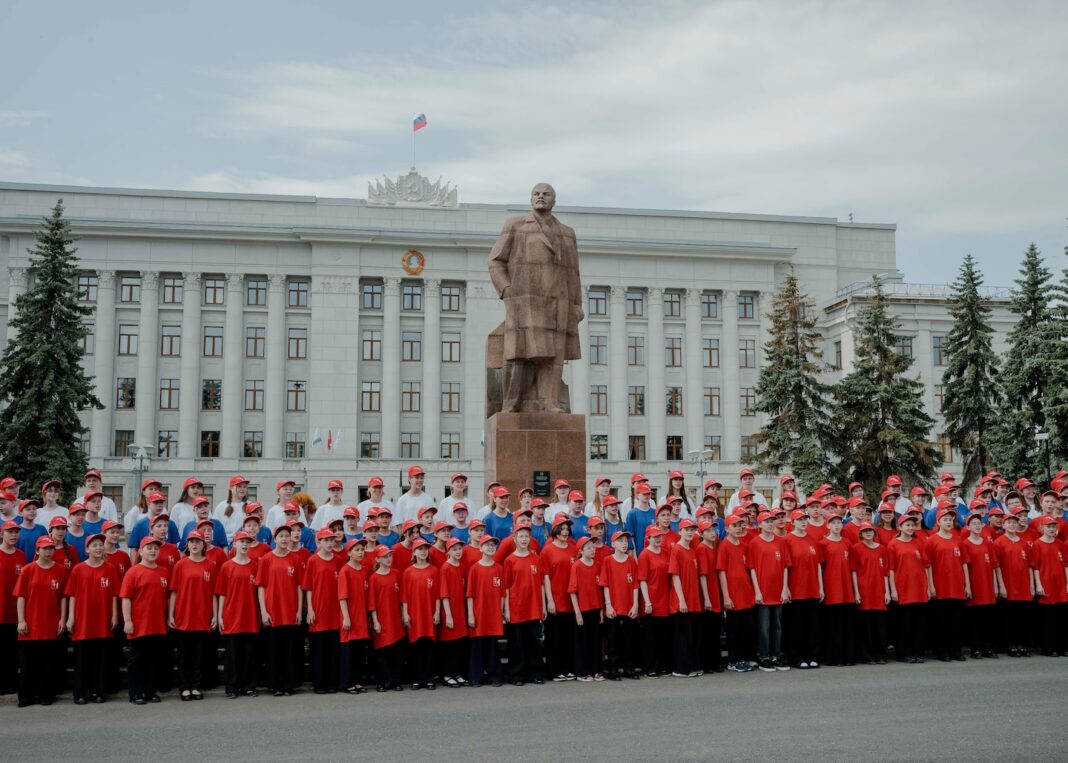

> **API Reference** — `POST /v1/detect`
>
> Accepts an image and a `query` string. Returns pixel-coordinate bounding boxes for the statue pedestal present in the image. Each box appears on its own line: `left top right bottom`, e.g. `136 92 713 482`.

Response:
484 413 587 497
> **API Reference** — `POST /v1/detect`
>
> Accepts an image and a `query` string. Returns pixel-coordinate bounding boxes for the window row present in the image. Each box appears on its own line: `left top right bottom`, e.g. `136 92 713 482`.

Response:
585 289 758 319
894 334 948 366
589 434 751 462
357 432 462 460
360 282 464 313
114 378 307 412
590 385 755 416
360 381 462 413
361 331 462 362
103 324 310 359
588 336 756 368
78 274 311 307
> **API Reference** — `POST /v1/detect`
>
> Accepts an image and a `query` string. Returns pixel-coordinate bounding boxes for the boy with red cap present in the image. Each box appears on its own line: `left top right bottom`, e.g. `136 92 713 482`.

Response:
257 523 304 696
484 486 514 541
668 519 702 677
373 507 399 547
466 535 504 686
303 528 342 693
168 531 216 700
392 520 420 573
15 536 67 706
429 520 453 567
748 512 792 672
820 514 856 666
215 530 260 698
460 520 486 571
695 520 724 674
994 512 1033 656
783 509 822 669
338 538 371 694
369 545 405 691
925 504 968 661
569 536 605 681
65 531 115 703
1030 516 1068 656
15 498 46 562
65 503 89 561
851 523 890 664
128 492 179 558
624 483 657 555
541 515 577 681
401 538 440 690
395 465 434 528
960 512 999 659
601 529 641 680
47 515 78 571
638 526 672 677
887 514 930 663
726 468 768 513
36 479 67 527
717 515 757 672
493 508 542 562
0 520 24 693
120 537 169 704
502 526 546 685
437 537 469 687
149 514 182 572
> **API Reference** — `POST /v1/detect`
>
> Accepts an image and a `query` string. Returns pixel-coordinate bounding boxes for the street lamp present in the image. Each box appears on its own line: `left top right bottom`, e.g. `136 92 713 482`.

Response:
688 448 715 502
1034 427 1051 488
132 444 153 502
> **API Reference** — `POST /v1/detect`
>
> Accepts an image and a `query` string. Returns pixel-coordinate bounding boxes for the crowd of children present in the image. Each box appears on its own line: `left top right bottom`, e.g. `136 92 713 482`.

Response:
1 465 1066 707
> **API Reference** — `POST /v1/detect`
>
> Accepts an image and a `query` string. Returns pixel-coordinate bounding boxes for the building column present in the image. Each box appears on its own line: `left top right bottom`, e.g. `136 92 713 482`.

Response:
6 266 28 344
608 286 628 461
571 286 589 417
177 273 202 459
89 270 116 458
220 273 244 459
721 290 741 463
647 288 665 462
462 280 494 474
381 277 401 460
684 288 704 455
264 274 287 459
756 289 773 428
422 279 441 459
133 272 159 451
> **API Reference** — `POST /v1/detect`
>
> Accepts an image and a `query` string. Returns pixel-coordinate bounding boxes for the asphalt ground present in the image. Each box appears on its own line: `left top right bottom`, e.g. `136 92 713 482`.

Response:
3 656 1066 761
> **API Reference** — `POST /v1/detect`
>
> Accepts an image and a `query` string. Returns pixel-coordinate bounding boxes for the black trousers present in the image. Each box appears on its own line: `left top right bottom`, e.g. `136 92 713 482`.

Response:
894 603 925 659
725 607 755 663
19 639 63 704
127 635 166 700
641 615 671 674
1000 600 1031 650
696 611 724 672
506 620 543 682
784 599 821 664
857 610 888 662
0 622 17 692
468 635 502 684
224 633 259 693
73 638 109 699
408 637 435 686
265 625 303 691
176 630 210 691
1038 603 1067 653
573 610 602 677
308 630 340 691
544 613 575 677
605 615 639 676
965 605 995 654
436 637 468 680
340 638 370 687
106 623 125 694
822 603 857 665
375 639 405 688
671 612 698 674
930 599 964 659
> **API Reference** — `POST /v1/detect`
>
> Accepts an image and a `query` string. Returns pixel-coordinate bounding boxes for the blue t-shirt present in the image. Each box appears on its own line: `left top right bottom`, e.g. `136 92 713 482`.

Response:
256 527 274 547
377 531 400 548
83 519 104 536
180 519 229 551
344 532 362 543
128 516 180 549
529 522 549 548
566 514 590 541
299 527 316 553
451 527 470 544
603 518 632 550
66 532 88 562
16 524 47 562
625 508 656 555
484 512 514 541
419 532 435 544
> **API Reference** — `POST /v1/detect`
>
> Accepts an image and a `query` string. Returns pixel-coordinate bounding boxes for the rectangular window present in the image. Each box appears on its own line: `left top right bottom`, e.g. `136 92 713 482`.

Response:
245 326 265 358
666 435 683 461
834 341 843 370
739 339 756 368
116 377 136 409
78 432 90 456
934 384 945 413
361 381 381 412
203 326 223 357
243 431 264 458
361 282 383 310
701 292 719 319
440 433 461 459
200 430 220 458
626 289 645 317
703 337 720 368
590 335 608 365
627 336 645 366
932 335 947 366
247 279 267 306
204 277 226 305
441 332 461 362
81 324 95 355
244 380 264 411
629 435 646 461
113 430 134 457
402 381 422 412
937 434 953 463
286 380 306 411
288 280 310 307
288 327 307 359
704 435 722 461
590 384 608 415
587 288 607 316
159 378 179 410
740 387 756 416
400 432 421 459
590 434 608 460
738 294 755 319
402 331 423 362
157 430 178 458
285 432 306 458
402 283 423 311
894 336 914 359
160 325 181 356
666 386 683 416
119 275 141 303
362 330 382 361
663 291 682 318
441 382 461 413
740 435 757 460
360 432 381 458
665 337 682 367
628 386 645 416
704 387 721 416
77 274 98 302
441 285 462 312
202 379 222 410
118 324 138 355
161 276 183 304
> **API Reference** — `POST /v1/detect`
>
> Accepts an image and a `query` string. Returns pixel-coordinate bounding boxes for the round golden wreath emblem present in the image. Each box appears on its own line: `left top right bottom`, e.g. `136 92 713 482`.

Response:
402 249 426 276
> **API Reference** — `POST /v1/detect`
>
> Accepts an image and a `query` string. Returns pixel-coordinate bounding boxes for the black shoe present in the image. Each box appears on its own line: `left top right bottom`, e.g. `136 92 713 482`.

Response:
132 697 147 705
226 691 238 699
244 690 258 697
191 691 204 700
181 692 193 702
469 681 482 688
532 678 544 685
17 699 36 708
74 697 89 705
953 655 966 662
314 689 329 695
426 682 436 690
491 681 503 687
512 680 524 687
148 694 161 703
274 689 286 697
376 686 388 693
392 684 403 692
609 674 622 681
91 695 106 704
410 683 421 691
971 651 983 659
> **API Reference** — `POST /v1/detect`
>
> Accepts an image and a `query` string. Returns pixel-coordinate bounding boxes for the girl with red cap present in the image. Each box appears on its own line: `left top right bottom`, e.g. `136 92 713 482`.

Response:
717 515 757 672
638 526 671 676
170 477 203 537
665 470 694 519
851 523 890 664
820 515 856 666
14 536 67 706
437 537 469 687
369 545 405 691
542 516 578 682
401 539 440 690
925 507 968 661
960 513 999 659
1030 516 1068 656
338 538 371 694
303 528 342 693
213 475 249 543
668 520 701 677
502 526 547 685
602 529 642 680
466 536 504 686
888 515 930 664
65 533 117 703
120 537 169 704
569 536 604 681
169 531 216 700
993 512 1033 657
696 520 724 673
215 531 260 698
257 524 304 696
783 510 822 669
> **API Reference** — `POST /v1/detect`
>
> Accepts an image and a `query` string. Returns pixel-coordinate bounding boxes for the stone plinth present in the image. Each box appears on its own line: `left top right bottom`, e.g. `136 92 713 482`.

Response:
484 412 586 497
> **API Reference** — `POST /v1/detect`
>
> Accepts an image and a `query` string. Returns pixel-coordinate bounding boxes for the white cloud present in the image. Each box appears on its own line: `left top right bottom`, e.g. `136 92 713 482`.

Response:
0 111 45 128
0 150 28 167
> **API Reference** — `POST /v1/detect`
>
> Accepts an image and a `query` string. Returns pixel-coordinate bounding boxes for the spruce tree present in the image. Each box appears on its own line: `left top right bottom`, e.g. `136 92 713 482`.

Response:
990 243 1053 479
940 255 1001 490
832 275 941 495
1042 250 1068 470
753 269 839 491
0 201 101 502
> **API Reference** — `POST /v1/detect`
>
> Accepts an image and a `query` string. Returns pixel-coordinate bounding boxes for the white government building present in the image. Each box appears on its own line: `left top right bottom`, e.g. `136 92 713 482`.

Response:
0 173 1016 508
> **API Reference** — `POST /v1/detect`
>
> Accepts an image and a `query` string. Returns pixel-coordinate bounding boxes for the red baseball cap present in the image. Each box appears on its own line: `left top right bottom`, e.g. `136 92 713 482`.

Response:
910 486 929 498
232 530 254 543
0 477 17 490
677 519 697 530
568 490 584 502
343 507 360 519
790 509 807 521
645 526 664 539
551 514 573 528
576 536 596 550
518 487 534 497
847 482 863 492
186 530 206 543
779 475 795 486
141 478 162 491
230 475 250 488
327 479 344 491
1 520 20 532
629 473 646 484
283 502 300 513
0 490 15 502
446 537 464 550
602 495 620 508
418 505 437 518
373 545 393 558
193 496 210 507
368 476 384 488
476 535 499 547
669 470 684 480
610 530 632 543
272 523 293 537
724 515 745 527
513 506 534 519
739 468 754 478
553 479 570 491
594 476 611 487
36 536 56 549
468 519 485 530
450 472 468 482
138 536 162 549
757 511 774 524
452 502 469 513
362 520 378 532
855 521 876 533
147 492 167 504
400 520 419 534
704 479 722 490
433 521 454 533
587 516 605 528
492 486 510 499
635 483 653 495
182 477 203 491
885 475 903 487
344 538 367 552
275 479 296 491
407 465 425 478
781 491 798 502
196 519 213 529
67 503 87 514
738 488 754 499
315 528 335 540
697 520 716 535
84 469 102 480
1033 515 1058 527
48 516 68 528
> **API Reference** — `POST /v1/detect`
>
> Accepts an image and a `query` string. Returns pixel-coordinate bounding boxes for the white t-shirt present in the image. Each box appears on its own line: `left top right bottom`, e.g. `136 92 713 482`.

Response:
474 503 493 521
212 500 247 542
170 502 196 534
36 505 68 526
311 502 353 531
357 497 394 518
124 506 147 535
772 490 807 507
725 491 767 513
78 494 118 522
437 495 468 525
545 502 570 524
266 503 307 530
893 496 913 515
394 492 435 527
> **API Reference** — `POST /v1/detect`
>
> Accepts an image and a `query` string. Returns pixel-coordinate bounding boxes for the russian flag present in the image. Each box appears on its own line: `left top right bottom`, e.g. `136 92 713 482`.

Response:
413 113 428 132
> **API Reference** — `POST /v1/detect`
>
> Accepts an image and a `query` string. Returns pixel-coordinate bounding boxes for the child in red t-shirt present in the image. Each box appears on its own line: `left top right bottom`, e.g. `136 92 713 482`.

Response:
851 523 889 664
437 537 469 687
888 515 930 663
717 516 756 672
215 531 260 697
257 524 304 695
748 512 792 672
668 519 702 677
338 538 371 694
368 545 404 692
1030 516 1068 655
466 536 504 686
695 520 724 674
960 513 998 659
303 528 342 694
568 536 604 681
601 530 641 680
993 513 1033 656
820 514 856 666
401 539 440 690
502 527 546 685
64 533 117 704
120 537 169 704
637 527 672 676
0 520 25 695
168 531 216 700
15 537 67 706
541 517 577 682
925 506 968 661
783 510 822 669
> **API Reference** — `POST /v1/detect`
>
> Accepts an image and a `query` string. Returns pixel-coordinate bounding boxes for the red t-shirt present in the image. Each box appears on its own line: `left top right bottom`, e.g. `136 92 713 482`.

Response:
106 549 132 583
841 523 861 547
637 547 671 616
338 562 371 642
400 564 439 641
784 533 821 601
205 546 228 572
875 526 897 547
302 554 341 633
540 542 576 613
437 561 468 641
119 563 169 638
428 546 447 569
925 533 966 600
960 536 998 606
493 534 543 564
391 543 413 575
466 561 504 637
667 543 700 613
696 543 722 612
157 543 182 572
169 557 216 632
819 537 853 605
716 539 755 610
242 543 272 563
850 542 888 610
1031 539 1068 604
459 545 481 573
887 538 929 605
13 562 66 640
65 561 117 640
980 524 1002 543
807 522 829 542
214 558 259 635
256 552 303 626
599 554 639 614
568 558 603 612
51 544 79 572
0 547 27 624
746 535 792 605
368 568 404 648
993 535 1032 601
502 552 546 623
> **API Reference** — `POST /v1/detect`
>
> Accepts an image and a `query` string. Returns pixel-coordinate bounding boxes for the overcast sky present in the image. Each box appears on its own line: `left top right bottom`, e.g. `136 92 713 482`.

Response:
1 0 1065 287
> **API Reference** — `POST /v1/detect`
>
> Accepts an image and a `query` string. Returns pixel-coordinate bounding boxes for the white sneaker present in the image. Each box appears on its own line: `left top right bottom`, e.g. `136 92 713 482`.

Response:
799 661 810 669
576 675 594 683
